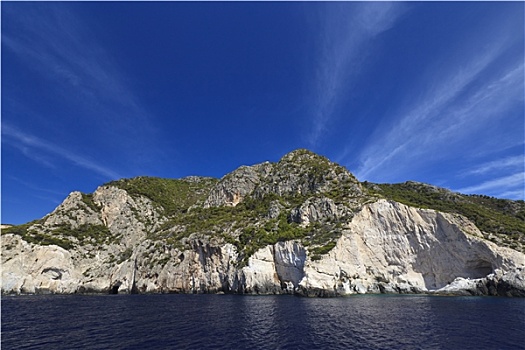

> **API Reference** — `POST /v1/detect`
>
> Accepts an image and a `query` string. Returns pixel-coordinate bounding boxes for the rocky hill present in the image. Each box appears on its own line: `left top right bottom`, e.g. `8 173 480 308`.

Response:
2 149 524 296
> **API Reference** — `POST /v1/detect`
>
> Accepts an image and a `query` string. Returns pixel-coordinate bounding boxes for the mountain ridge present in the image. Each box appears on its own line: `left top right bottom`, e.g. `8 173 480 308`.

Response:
2 149 524 296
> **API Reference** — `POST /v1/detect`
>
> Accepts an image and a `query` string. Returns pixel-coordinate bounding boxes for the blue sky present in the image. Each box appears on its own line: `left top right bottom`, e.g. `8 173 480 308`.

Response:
2 2 524 225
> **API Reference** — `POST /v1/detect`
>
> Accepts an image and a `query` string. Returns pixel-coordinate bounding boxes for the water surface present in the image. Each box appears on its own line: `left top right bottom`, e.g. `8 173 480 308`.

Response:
2 294 524 349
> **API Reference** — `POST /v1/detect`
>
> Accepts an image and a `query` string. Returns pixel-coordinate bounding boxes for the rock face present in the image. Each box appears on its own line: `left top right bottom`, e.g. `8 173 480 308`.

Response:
289 197 349 226
2 235 81 294
297 200 524 296
204 163 274 207
2 149 524 296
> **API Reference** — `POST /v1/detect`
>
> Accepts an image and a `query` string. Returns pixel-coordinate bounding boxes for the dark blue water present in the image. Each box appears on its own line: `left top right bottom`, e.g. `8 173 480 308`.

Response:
2 294 524 349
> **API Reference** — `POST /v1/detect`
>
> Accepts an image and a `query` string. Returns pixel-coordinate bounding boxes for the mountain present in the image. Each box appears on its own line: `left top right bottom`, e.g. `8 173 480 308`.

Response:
2 149 524 296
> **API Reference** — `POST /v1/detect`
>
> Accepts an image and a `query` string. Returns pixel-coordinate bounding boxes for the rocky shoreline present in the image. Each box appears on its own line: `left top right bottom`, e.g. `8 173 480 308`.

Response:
3 200 524 297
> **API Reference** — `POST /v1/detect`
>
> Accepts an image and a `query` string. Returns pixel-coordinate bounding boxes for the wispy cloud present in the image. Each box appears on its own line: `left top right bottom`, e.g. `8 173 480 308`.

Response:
464 155 524 176
497 190 525 200
454 173 524 199
2 4 160 165
2 124 122 180
354 31 523 183
308 2 405 146
9 176 69 197
456 152 524 200
2 6 132 110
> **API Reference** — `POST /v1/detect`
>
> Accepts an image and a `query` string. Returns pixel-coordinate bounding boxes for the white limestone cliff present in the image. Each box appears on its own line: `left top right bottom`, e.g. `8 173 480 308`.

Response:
1 234 81 294
298 200 524 296
3 199 523 296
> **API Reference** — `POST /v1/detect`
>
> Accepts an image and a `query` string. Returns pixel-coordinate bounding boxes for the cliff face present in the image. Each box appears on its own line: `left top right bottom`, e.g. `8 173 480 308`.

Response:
2 150 524 296
298 200 524 296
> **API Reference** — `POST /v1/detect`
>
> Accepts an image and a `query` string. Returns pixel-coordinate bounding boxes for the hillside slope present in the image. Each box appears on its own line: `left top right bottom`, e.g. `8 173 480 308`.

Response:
2 149 524 296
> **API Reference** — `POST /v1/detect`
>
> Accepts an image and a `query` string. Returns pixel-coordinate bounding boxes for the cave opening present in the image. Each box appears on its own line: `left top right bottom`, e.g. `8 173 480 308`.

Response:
467 260 493 279
110 284 120 294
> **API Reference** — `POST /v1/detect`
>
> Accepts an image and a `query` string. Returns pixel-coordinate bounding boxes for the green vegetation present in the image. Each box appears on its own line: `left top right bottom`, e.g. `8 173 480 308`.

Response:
52 223 112 245
283 149 333 175
22 232 75 250
366 181 525 251
310 241 337 261
235 213 308 265
2 220 112 250
150 188 344 264
4 161 352 259
2 221 38 237
11 151 522 265
105 176 218 216
81 193 99 211
115 156 357 261
279 149 354 186
150 194 287 251
99 153 353 261
302 221 343 260
2 221 74 250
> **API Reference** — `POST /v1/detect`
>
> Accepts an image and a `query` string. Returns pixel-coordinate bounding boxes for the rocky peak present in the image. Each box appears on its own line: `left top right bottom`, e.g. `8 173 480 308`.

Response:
257 149 361 198
93 185 162 235
43 191 102 228
204 149 363 208
203 162 274 208
278 148 322 163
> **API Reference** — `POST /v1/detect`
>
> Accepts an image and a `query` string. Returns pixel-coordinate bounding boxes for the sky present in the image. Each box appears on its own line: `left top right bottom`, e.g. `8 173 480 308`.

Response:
2 2 524 225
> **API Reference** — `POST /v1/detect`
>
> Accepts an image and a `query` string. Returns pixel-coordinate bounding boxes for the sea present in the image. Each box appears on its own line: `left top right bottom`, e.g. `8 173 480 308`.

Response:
2 294 524 350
